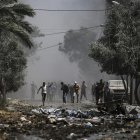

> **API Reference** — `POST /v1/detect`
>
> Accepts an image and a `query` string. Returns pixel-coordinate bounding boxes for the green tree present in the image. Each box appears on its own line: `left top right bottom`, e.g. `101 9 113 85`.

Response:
89 0 140 104
0 0 35 48
0 40 26 105
0 0 35 105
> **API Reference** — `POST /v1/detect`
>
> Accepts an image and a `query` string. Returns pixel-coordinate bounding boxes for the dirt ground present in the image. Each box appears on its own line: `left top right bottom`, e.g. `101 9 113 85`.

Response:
0 99 140 140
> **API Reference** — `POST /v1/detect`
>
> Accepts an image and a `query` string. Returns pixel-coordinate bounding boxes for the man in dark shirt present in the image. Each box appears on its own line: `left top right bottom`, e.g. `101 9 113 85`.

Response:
95 79 104 105
80 81 87 101
98 79 104 103
61 82 69 103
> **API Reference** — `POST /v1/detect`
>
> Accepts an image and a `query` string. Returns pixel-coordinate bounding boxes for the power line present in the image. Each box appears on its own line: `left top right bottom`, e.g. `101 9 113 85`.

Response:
44 25 103 36
34 9 108 12
36 25 104 51
37 43 62 51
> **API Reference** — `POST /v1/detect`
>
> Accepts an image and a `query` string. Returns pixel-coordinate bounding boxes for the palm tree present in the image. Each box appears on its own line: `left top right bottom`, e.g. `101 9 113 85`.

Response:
0 0 35 105
0 0 35 48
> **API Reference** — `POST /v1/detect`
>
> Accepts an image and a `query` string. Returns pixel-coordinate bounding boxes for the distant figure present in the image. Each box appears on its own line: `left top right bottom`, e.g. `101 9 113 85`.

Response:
61 82 69 103
91 83 96 101
73 81 80 103
37 82 47 106
104 82 110 103
95 82 100 104
98 79 104 103
67 84 71 102
69 84 74 103
31 81 37 100
51 82 57 101
47 82 53 102
80 81 87 101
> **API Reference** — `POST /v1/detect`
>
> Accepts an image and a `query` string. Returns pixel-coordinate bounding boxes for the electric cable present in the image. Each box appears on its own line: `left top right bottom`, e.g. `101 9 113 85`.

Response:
43 25 103 36
37 43 63 51
34 9 108 12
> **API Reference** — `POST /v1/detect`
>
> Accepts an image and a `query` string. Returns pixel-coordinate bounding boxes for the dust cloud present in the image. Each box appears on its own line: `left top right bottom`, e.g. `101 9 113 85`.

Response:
8 0 115 100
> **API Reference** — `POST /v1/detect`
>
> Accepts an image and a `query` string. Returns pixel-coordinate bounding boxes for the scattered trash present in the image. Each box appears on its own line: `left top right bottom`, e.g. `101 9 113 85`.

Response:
1 99 140 140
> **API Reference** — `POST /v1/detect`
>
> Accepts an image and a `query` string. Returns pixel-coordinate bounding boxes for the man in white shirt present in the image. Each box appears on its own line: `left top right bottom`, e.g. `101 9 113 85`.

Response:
37 82 47 106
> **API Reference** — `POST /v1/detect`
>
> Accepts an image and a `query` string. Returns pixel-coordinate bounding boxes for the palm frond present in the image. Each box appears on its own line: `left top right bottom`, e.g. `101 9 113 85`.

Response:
0 7 15 18
15 20 34 34
0 0 17 6
12 30 33 48
0 1 35 49
1 17 34 34
12 4 35 17
0 22 33 48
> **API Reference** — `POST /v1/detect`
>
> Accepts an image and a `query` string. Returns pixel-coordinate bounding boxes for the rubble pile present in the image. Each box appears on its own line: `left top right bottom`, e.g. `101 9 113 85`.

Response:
0 99 140 140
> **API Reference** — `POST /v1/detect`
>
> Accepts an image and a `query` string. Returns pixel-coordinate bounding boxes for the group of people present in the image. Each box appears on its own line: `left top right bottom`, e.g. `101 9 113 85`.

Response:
36 81 88 106
61 81 88 104
91 79 110 105
35 79 110 106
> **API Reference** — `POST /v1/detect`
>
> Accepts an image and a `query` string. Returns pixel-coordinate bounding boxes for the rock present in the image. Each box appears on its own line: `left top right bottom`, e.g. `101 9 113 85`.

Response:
92 117 101 123
48 114 56 119
0 124 4 128
125 121 135 128
47 108 55 113
20 116 27 121
2 132 10 140
132 130 138 139
84 122 93 128
0 124 9 128
56 118 69 125
6 106 16 112
49 118 57 124
32 109 41 114
133 130 138 134
136 123 140 129
137 114 140 119
67 133 77 139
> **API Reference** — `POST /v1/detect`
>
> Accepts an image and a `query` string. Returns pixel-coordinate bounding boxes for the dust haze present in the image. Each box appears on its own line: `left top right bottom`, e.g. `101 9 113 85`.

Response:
8 0 115 99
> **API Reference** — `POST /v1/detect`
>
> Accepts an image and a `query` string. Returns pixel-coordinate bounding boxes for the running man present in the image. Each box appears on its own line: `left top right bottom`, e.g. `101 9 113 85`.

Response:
37 82 47 106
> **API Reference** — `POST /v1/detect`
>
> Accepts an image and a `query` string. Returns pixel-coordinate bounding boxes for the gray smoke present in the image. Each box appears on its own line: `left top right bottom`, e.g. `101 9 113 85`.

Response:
8 0 115 100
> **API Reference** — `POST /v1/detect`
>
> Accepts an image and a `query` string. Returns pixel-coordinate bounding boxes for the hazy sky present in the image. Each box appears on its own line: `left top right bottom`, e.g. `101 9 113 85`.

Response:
10 0 108 99
25 0 106 82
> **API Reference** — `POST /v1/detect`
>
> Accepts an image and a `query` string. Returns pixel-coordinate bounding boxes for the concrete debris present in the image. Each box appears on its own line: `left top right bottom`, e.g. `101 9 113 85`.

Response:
67 133 77 139
0 99 140 140
91 117 101 123
126 105 140 114
84 122 93 128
